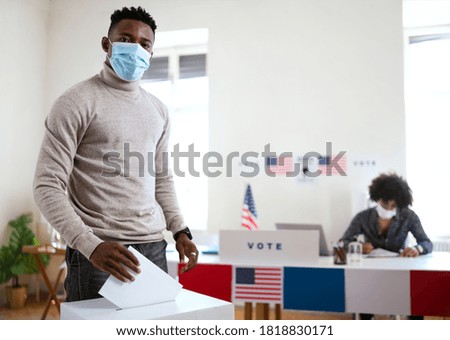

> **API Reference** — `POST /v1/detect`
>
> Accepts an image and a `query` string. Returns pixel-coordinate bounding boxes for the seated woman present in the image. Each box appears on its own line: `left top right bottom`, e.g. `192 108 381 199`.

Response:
340 173 432 257
340 173 432 320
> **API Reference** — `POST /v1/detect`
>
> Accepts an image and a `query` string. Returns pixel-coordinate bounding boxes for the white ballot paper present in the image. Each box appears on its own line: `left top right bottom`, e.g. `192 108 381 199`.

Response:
366 248 399 258
99 247 182 309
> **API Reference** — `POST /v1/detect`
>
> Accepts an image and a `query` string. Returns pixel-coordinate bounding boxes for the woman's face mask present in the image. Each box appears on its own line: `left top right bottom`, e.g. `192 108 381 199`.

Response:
108 40 151 81
376 203 397 220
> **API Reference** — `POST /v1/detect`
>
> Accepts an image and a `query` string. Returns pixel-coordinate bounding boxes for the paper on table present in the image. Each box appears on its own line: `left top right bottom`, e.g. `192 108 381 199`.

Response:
366 248 399 258
99 247 182 309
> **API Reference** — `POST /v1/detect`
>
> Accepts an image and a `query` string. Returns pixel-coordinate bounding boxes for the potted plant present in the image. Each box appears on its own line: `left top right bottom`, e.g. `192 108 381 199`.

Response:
0 213 49 309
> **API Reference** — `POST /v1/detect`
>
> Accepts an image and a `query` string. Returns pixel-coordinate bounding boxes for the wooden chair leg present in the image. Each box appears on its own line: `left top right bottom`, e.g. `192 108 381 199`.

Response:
244 302 253 320
41 266 65 319
42 297 52 320
256 303 269 319
275 303 282 320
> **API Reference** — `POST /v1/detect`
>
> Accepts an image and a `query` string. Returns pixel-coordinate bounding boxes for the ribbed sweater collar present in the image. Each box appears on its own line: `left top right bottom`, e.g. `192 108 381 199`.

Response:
98 62 141 93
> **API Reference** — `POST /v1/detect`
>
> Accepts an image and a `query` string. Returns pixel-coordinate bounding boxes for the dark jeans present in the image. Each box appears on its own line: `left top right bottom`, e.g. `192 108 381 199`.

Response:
64 240 168 302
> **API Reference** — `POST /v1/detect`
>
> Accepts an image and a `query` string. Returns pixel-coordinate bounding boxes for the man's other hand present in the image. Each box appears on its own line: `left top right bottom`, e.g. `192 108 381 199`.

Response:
176 233 199 274
90 241 141 282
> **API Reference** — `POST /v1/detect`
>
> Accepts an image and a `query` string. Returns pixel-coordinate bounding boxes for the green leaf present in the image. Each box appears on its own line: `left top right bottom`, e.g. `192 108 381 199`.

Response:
0 213 49 286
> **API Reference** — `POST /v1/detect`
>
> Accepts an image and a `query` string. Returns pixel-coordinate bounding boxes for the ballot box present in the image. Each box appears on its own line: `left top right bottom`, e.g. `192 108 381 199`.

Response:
61 289 234 320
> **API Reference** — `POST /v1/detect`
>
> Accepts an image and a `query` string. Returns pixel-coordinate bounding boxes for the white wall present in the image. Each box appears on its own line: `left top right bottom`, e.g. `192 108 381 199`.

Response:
0 0 50 303
44 0 406 246
206 0 406 244
0 0 50 240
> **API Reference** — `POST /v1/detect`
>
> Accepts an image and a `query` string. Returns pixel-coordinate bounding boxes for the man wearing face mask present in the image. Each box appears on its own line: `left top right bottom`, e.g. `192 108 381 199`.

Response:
33 6 198 302
340 173 432 257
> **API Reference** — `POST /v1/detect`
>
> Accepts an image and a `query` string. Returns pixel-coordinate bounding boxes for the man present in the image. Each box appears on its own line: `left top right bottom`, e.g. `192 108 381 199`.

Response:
33 6 198 301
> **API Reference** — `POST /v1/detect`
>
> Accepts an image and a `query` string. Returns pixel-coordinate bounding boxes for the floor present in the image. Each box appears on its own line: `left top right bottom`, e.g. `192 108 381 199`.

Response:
0 295 446 320
234 305 353 320
0 295 352 320
0 296 60 320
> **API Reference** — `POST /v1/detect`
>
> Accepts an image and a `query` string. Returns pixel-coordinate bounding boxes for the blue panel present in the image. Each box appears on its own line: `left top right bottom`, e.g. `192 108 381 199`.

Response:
283 267 345 312
235 267 255 284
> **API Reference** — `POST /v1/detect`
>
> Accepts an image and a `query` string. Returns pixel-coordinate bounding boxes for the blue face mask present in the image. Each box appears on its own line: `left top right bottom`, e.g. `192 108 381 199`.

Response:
108 40 151 81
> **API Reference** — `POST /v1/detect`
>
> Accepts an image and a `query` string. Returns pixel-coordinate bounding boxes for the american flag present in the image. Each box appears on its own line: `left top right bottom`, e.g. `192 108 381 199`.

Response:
241 184 259 230
318 154 347 176
233 267 283 303
266 156 294 175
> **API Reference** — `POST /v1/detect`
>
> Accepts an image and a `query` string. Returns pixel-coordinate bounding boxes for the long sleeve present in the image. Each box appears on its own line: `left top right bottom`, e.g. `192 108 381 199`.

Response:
409 212 433 254
340 208 433 255
35 64 184 256
153 108 185 236
33 95 102 259
340 212 364 248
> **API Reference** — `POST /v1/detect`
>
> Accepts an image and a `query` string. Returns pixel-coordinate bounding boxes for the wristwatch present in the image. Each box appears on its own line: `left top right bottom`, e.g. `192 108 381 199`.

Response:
174 227 193 241
415 244 424 254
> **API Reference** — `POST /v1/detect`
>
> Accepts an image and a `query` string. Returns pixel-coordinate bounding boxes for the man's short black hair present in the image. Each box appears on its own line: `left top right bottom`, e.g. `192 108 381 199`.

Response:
369 173 413 209
108 6 157 35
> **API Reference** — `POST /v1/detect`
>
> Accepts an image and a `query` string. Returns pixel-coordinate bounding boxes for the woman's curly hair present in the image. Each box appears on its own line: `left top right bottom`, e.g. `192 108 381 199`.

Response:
369 173 413 209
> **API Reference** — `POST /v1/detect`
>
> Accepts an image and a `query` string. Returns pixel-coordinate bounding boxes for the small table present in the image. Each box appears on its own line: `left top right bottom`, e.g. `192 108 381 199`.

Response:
22 244 66 319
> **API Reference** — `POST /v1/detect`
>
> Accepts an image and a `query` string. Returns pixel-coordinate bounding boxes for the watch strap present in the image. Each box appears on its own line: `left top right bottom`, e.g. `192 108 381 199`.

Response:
174 227 193 241
415 244 424 254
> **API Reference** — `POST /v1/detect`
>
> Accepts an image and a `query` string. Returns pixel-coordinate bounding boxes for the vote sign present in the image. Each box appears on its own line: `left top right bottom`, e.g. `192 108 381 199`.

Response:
219 230 319 265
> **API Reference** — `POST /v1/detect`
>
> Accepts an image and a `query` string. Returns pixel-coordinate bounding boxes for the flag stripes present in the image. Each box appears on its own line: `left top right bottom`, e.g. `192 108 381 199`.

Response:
267 156 294 175
241 184 259 230
233 267 283 303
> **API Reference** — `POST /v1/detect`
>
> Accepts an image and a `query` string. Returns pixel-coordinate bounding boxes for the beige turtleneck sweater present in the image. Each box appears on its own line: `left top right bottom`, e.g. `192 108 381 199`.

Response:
33 63 185 259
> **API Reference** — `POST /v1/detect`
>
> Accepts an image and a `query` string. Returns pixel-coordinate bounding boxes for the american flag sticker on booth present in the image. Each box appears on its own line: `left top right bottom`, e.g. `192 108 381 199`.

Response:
232 266 283 304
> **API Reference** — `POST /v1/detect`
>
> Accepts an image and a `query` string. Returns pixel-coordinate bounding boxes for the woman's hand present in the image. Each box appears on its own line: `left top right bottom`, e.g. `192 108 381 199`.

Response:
362 242 374 254
400 247 419 257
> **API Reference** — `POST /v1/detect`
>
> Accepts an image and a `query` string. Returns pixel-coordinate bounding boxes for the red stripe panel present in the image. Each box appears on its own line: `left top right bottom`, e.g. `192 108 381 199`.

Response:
411 270 450 316
178 263 232 302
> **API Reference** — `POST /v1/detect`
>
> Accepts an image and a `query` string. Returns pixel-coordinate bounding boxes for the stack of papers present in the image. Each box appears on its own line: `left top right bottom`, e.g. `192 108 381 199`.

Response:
99 247 182 309
366 248 399 258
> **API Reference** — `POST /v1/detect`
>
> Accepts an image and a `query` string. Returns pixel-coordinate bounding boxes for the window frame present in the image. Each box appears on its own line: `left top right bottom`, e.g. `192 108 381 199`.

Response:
142 43 209 231
403 25 450 238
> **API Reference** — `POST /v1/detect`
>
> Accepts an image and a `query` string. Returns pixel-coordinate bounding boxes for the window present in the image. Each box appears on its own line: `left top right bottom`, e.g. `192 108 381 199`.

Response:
405 29 450 237
141 29 209 230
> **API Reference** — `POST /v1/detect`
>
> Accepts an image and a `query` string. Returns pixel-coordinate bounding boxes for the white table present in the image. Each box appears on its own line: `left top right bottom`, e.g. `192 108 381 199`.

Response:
169 252 450 317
